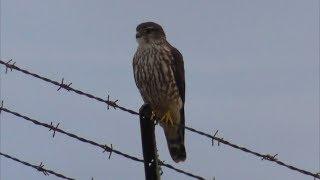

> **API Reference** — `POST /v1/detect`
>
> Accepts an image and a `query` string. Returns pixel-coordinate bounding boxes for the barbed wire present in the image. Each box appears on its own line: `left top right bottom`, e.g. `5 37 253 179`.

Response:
184 126 320 179
0 151 75 180
0 105 205 180
0 59 319 179
0 59 138 115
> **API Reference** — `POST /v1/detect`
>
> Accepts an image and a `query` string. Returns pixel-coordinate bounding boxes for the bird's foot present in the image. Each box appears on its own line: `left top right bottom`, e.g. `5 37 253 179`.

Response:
151 110 159 124
151 110 157 120
160 111 174 126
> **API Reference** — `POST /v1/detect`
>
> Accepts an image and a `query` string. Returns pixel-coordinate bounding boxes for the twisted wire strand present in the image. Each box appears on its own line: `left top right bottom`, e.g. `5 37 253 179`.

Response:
0 152 75 180
184 126 320 179
0 60 138 115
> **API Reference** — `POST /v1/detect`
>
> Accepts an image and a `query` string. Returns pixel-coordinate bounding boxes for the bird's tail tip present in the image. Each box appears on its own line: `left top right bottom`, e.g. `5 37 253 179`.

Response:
169 144 186 163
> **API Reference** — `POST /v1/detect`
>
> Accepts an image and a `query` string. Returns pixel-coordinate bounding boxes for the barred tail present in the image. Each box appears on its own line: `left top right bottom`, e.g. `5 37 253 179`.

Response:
164 108 186 163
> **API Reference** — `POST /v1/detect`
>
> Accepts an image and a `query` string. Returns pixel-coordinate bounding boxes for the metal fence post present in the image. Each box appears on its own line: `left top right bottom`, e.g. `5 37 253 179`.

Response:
139 104 160 180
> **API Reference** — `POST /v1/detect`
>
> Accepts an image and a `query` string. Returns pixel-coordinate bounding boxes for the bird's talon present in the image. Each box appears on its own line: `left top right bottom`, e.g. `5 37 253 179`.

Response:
151 111 156 120
161 111 174 126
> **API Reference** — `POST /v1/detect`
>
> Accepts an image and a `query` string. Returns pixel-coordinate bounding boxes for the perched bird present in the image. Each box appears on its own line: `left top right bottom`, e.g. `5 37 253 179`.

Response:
133 22 186 162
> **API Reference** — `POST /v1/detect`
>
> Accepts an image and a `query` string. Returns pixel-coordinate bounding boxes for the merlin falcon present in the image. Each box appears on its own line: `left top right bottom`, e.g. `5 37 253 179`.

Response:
133 22 186 162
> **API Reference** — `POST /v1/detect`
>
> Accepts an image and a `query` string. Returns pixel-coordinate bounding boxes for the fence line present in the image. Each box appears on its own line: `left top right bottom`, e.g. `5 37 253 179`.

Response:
0 105 205 180
0 59 319 179
0 152 75 180
0 59 137 115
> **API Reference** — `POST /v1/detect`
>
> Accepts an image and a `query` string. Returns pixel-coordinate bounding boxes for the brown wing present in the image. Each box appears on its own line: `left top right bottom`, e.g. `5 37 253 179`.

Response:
170 47 185 103
169 45 186 153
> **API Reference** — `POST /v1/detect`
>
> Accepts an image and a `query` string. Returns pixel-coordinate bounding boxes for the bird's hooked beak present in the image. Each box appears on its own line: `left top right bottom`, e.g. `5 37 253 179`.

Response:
136 32 142 39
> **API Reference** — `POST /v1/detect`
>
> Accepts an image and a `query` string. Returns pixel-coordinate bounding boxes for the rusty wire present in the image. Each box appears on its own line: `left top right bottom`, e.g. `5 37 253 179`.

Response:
0 152 75 180
0 105 205 180
0 59 319 179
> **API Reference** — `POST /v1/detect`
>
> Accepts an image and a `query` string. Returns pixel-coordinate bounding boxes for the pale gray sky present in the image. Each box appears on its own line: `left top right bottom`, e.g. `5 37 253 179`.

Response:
0 0 319 180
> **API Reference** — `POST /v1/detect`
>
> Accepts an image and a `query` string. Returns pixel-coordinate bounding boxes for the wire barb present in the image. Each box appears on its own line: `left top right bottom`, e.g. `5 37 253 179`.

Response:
49 122 60 138
108 144 113 159
261 154 278 161
37 162 49 176
211 130 219 146
102 143 113 159
102 144 109 153
57 78 72 91
4 59 15 73
106 94 118 110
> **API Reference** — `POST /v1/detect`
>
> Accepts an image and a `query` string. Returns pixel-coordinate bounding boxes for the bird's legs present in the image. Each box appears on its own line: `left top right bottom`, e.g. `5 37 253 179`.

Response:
160 111 174 126
150 109 174 126
150 110 157 121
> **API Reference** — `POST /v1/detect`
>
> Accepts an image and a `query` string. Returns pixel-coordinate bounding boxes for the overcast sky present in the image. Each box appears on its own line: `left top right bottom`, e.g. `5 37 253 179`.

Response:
0 0 319 180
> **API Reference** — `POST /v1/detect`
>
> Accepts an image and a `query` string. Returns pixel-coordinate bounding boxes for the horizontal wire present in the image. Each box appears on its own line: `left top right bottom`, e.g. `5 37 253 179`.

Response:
0 151 75 180
0 106 205 180
0 59 319 179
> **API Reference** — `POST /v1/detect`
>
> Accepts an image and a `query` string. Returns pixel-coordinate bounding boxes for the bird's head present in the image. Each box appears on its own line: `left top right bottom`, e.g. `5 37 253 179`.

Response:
136 22 166 45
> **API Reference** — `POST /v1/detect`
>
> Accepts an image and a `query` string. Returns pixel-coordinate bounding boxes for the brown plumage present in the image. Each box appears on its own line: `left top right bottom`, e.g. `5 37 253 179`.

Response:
133 22 186 162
